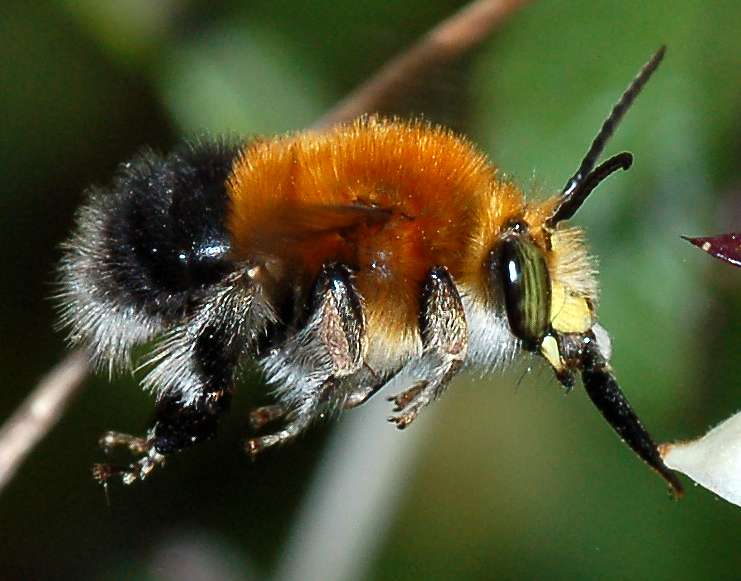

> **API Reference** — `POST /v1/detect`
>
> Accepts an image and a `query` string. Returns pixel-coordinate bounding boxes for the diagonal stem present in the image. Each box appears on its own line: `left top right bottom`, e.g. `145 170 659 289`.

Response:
313 0 529 130
0 350 89 493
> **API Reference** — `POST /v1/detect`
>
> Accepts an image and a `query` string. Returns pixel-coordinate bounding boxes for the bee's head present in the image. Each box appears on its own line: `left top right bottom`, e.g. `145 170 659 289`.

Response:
488 44 667 379
486 46 683 497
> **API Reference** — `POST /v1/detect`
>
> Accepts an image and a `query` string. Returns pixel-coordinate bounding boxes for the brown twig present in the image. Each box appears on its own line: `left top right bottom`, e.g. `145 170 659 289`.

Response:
0 0 527 496
0 350 89 493
313 0 528 130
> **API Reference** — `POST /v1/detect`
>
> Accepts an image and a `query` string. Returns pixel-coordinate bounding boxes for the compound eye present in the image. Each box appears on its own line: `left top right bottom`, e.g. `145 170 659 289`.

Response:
494 235 551 350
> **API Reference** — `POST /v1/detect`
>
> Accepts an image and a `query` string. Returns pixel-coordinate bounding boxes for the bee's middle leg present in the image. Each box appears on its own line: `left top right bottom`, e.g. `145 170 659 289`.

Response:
247 263 365 454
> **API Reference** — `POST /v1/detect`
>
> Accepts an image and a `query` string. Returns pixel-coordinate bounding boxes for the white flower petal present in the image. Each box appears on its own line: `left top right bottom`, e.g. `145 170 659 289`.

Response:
660 411 741 507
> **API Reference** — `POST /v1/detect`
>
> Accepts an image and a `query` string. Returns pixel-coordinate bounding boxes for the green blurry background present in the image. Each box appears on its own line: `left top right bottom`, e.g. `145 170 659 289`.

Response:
1 0 739 579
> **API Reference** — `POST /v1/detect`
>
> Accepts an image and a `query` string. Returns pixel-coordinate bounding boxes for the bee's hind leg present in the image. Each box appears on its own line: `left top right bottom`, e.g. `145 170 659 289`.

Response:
388 266 468 429
247 263 365 455
248 404 289 431
93 383 233 485
93 430 164 485
92 294 250 485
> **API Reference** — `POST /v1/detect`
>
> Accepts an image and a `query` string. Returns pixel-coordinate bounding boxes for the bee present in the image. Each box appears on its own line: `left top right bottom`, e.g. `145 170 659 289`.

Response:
57 46 682 496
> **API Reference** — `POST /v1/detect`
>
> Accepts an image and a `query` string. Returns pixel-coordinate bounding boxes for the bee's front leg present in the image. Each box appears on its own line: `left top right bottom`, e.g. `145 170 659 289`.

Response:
388 266 468 429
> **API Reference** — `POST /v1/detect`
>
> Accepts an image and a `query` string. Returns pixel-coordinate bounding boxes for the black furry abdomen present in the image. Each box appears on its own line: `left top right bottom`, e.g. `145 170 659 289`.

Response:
101 139 241 318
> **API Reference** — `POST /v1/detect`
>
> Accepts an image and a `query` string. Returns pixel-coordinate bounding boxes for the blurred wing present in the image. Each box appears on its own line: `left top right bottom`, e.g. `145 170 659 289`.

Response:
247 203 392 258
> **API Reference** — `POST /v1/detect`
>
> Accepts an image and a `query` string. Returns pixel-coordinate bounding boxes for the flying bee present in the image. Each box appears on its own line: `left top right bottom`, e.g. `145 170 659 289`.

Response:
57 46 682 496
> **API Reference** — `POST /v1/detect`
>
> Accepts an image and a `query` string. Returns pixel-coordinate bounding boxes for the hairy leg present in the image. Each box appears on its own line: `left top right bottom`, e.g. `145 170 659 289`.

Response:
387 266 468 429
94 274 269 484
247 263 366 455
94 385 231 485
336 364 384 410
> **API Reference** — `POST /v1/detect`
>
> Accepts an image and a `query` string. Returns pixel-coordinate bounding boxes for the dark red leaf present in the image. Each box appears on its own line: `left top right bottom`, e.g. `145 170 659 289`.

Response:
683 233 741 267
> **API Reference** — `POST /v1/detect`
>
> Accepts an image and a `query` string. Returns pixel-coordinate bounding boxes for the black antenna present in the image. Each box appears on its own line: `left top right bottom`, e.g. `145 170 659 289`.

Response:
547 46 666 227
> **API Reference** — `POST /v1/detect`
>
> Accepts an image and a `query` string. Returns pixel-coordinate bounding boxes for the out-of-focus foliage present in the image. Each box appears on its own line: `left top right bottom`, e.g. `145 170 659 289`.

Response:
0 1 739 580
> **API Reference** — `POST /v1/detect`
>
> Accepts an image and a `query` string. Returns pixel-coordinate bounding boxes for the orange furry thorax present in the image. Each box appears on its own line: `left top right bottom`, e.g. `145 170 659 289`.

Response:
227 118 525 332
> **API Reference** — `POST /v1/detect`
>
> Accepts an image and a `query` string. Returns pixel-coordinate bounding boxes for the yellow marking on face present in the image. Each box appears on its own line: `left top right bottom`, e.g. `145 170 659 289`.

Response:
540 334 563 372
550 282 592 334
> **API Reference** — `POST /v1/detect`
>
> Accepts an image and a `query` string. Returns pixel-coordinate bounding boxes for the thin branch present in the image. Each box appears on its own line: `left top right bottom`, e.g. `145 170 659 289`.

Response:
313 0 529 130
0 0 528 497
0 350 89 492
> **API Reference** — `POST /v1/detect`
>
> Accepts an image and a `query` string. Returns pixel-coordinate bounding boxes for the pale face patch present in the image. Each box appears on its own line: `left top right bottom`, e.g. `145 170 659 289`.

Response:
550 282 593 334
